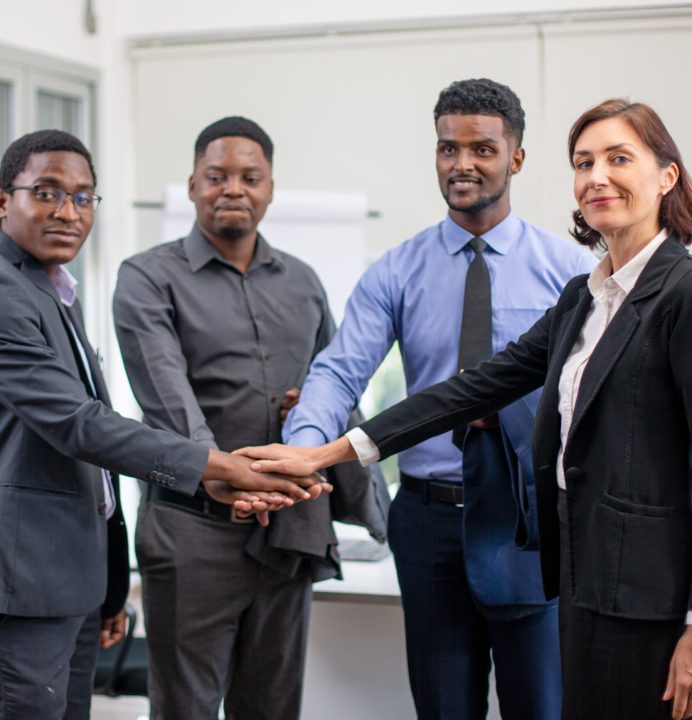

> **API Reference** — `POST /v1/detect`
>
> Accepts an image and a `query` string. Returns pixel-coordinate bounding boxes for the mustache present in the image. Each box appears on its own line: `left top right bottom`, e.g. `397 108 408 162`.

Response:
448 174 481 184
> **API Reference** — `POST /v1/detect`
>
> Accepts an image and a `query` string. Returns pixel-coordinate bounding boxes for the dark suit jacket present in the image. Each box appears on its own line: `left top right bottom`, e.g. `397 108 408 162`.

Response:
0 233 208 618
361 236 692 621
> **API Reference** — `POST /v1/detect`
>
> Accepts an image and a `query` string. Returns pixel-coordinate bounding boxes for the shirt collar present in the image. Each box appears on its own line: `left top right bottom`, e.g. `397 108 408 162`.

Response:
587 228 669 299
49 264 78 307
183 223 285 273
440 211 520 257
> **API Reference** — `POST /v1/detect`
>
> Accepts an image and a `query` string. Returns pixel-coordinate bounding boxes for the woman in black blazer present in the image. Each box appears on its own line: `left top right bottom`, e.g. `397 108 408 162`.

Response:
238 99 692 720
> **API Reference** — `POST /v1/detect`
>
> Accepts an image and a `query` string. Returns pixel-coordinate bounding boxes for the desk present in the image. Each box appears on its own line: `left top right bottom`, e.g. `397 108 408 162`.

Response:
302 525 415 720
301 524 502 720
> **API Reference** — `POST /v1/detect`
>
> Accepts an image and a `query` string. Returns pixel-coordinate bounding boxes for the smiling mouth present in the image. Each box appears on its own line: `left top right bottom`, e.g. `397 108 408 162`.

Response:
586 196 621 205
450 177 481 188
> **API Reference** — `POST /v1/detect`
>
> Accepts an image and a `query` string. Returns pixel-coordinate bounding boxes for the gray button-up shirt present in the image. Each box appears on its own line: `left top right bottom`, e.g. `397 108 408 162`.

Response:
113 224 334 455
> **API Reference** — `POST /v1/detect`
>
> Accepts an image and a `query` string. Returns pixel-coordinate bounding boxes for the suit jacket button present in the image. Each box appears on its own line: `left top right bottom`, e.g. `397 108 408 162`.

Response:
98 502 107 515
565 467 584 482
168 477 176 487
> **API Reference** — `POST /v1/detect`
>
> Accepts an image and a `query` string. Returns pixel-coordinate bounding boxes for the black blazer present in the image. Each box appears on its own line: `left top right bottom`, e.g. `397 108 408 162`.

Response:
361 237 692 621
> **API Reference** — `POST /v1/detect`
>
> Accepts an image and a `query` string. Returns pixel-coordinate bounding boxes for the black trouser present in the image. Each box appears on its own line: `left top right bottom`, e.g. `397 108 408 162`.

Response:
557 490 684 720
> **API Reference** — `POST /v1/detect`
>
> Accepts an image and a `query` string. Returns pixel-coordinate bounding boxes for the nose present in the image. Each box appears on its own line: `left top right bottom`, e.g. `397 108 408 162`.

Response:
586 158 608 188
53 194 80 221
453 148 475 173
221 176 244 197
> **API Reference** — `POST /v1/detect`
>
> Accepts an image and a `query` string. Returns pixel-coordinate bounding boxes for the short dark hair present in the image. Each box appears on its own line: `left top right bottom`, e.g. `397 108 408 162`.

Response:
0 129 96 189
433 78 525 145
194 117 273 166
568 98 692 248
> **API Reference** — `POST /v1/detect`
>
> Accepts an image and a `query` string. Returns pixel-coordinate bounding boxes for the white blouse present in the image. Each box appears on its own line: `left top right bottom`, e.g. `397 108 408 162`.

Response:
555 230 668 488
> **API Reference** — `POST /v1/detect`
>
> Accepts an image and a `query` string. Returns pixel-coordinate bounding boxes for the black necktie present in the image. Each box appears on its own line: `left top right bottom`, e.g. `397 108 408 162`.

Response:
453 237 492 450
458 237 492 369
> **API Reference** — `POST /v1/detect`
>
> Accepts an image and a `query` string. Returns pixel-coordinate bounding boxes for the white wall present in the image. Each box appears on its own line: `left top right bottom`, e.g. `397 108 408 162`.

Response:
129 12 692 259
119 0 692 39
0 0 103 67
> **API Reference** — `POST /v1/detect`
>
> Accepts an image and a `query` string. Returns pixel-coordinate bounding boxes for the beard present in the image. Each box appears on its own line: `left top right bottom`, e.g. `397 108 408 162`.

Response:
442 167 511 216
215 223 252 242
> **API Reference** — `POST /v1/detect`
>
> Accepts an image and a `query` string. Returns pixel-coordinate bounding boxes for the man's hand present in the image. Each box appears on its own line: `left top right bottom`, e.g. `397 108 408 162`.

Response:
280 387 300 425
469 414 499 430
663 626 692 719
202 483 298 526
100 609 127 649
202 450 331 502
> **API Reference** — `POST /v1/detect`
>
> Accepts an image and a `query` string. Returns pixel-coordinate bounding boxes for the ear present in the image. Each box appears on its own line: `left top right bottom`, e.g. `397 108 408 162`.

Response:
0 189 8 220
510 146 525 175
268 178 274 204
661 162 679 196
187 174 196 201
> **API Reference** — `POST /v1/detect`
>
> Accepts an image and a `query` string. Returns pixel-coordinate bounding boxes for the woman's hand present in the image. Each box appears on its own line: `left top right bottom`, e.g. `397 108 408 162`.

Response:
233 437 358 476
663 625 692 719
233 443 323 477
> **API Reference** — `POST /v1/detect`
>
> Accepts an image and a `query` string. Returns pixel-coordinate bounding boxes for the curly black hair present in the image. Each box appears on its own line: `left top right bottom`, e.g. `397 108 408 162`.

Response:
194 116 273 166
434 78 525 146
0 129 96 189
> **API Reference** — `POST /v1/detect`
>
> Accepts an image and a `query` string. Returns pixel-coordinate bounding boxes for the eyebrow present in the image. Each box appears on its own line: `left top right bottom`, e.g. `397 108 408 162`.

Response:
437 137 500 145
30 175 95 190
573 142 638 157
203 164 266 173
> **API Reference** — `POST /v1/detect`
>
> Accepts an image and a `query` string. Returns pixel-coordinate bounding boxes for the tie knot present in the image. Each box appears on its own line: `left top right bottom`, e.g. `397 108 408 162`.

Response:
469 237 486 254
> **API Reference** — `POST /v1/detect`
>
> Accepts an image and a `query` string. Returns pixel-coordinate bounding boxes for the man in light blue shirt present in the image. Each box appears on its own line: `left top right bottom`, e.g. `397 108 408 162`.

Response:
284 79 596 719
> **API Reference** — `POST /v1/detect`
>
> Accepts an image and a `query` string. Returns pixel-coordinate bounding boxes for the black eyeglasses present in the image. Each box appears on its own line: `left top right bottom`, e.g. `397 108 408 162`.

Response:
5 184 102 212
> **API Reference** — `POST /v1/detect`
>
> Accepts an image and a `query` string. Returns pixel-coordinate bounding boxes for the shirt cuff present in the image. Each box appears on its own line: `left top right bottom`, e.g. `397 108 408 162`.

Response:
686 611 692 625
345 427 380 466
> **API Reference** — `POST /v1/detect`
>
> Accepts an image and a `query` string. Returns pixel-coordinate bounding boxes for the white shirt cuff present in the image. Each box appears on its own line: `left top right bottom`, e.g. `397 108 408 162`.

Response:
345 427 381 466
686 610 692 625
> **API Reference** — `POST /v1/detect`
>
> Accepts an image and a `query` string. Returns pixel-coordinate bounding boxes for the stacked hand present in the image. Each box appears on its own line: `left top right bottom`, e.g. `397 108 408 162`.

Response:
202 450 331 526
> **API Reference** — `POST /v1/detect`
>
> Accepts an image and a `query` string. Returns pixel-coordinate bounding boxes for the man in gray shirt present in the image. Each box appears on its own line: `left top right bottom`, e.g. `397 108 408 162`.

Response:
113 116 385 720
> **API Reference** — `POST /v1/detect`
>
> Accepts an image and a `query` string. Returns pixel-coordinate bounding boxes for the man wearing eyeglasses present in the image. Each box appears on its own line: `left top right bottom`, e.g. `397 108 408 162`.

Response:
0 129 328 720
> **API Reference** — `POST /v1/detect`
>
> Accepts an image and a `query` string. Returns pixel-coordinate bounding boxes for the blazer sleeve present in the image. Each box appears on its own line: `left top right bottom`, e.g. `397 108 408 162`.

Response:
359 302 554 459
668 265 692 610
0 270 206 494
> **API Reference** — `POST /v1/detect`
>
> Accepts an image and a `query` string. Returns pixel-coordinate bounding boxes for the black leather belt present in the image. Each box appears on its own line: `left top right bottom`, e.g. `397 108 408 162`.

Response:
145 484 255 523
400 472 464 507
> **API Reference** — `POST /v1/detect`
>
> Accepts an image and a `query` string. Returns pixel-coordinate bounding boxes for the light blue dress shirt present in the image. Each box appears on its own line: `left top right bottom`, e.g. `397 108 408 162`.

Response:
284 211 597 481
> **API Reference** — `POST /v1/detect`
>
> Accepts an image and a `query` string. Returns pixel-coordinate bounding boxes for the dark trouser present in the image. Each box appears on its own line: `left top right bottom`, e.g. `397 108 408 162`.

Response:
389 485 561 720
557 490 684 720
0 613 87 720
136 500 312 720
64 609 101 720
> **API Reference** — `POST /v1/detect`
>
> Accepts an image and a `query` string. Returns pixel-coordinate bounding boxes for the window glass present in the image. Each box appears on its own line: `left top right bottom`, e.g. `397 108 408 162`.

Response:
0 81 12 154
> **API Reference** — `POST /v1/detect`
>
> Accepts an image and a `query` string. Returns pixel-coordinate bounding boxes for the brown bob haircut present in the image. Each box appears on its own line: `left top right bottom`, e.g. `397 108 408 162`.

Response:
568 98 692 248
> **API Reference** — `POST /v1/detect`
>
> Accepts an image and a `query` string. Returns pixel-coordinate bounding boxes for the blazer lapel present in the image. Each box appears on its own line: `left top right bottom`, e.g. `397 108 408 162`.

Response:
567 237 686 444
535 284 593 457
19 259 84 372
65 299 112 406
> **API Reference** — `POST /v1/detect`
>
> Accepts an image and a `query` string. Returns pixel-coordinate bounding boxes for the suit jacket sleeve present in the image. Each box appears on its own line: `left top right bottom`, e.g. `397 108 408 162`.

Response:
0 269 206 494
360 303 554 459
